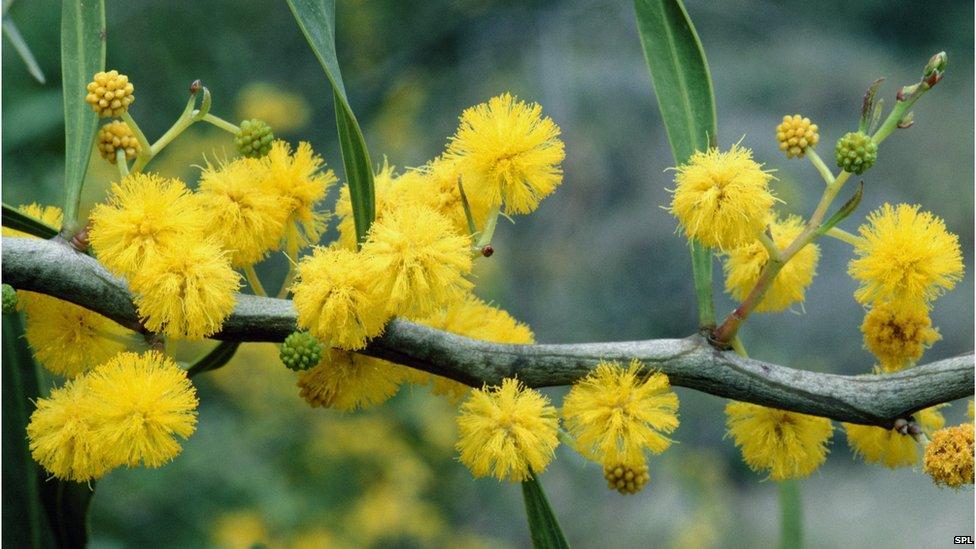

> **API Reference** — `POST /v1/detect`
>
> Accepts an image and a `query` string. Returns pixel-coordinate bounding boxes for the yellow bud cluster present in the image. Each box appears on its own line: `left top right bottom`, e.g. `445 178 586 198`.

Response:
603 462 650 495
775 114 819 159
97 121 141 164
85 70 135 117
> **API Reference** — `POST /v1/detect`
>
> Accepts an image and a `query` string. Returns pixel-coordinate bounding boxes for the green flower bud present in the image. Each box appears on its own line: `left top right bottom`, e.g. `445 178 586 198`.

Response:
279 331 324 371
2 284 18 314
834 131 878 175
235 119 275 159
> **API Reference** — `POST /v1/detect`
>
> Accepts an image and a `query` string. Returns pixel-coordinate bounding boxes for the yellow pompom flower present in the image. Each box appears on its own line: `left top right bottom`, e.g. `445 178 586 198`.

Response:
412 293 535 402
335 161 402 249
363 204 473 317
84 351 198 468
400 157 494 235
2 203 63 239
262 141 337 254
861 298 940 372
669 144 775 250
924 423 974 488
130 240 240 340
292 246 389 350
456 378 559 482
23 293 131 377
562 360 679 466
297 349 405 411
97 121 141 163
27 379 111 482
196 156 287 267
89 173 204 277
85 70 135 117
843 406 944 468
725 402 833 480
849 203 964 305
723 215 819 312
775 114 819 159
446 93 565 214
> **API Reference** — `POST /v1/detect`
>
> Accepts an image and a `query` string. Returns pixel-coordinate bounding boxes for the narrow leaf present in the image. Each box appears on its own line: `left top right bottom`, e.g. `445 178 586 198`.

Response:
521 472 570 549
2 203 59 239
186 341 241 377
633 0 718 328
61 0 105 232
859 77 885 133
2 313 50 548
39 479 95 549
285 0 375 244
3 16 46 84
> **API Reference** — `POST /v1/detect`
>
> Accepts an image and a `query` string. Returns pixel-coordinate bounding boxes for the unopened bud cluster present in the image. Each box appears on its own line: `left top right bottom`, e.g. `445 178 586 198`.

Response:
775 114 819 159
603 463 650 495
279 331 324 371
2 284 17 314
235 119 275 159
834 131 877 174
85 70 135 118
97 122 141 164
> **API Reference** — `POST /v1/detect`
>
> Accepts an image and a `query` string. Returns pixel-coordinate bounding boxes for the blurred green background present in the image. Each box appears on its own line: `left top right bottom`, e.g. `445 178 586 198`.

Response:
2 0 973 547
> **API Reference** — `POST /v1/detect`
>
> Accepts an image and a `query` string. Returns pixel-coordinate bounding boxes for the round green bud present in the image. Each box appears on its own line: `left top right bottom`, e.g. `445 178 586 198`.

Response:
279 331 324 371
235 119 275 159
834 131 878 175
2 284 18 314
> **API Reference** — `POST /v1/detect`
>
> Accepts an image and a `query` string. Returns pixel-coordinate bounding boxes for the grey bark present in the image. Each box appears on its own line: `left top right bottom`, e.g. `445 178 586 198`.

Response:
3 236 972 427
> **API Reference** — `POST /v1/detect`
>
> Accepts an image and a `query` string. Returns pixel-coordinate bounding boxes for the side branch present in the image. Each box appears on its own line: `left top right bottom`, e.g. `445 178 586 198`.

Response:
3 237 972 427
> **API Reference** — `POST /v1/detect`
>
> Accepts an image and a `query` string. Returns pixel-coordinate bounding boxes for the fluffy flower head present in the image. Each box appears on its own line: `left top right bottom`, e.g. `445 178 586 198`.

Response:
725 401 833 480
262 141 336 252
297 350 404 411
861 298 940 372
843 406 944 468
562 359 679 465
723 215 819 312
196 156 286 266
669 144 775 250
23 293 130 377
89 173 203 277
363 204 473 317
83 351 199 468
335 161 401 249
849 204 963 305
446 93 565 214
131 240 240 339
400 157 493 235
292 246 389 350
456 378 559 482
924 423 974 488
27 379 111 482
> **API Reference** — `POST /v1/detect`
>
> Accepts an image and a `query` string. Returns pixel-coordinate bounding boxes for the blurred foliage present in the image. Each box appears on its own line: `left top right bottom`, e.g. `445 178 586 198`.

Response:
2 0 973 547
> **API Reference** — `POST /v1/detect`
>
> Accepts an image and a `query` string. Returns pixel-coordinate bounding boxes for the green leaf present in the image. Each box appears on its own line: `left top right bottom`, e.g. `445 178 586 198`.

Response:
186 341 241 378
3 313 50 548
633 0 717 329
38 478 95 549
3 16 47 84
285 0 375 245
61 0 105 232
2 203 59 239
521 472 570 549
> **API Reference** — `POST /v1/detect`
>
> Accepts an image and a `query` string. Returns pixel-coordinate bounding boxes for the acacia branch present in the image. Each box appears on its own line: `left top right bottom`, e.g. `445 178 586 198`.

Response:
3 236 972 428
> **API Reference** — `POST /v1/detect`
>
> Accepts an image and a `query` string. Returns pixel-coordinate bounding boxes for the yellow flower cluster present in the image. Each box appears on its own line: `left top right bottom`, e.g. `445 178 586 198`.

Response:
725 401 833 480
85 70 135 117
860 299 940 373
775 114 819 159
27 351 198 481
723 215 819 312
843 407 943 468
97 121 141 163
455 378 559 482
669 144 775 250
924 423 974 488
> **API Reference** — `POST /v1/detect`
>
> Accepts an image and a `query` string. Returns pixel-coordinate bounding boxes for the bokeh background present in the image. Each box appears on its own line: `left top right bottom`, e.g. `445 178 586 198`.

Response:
2 0 973 547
